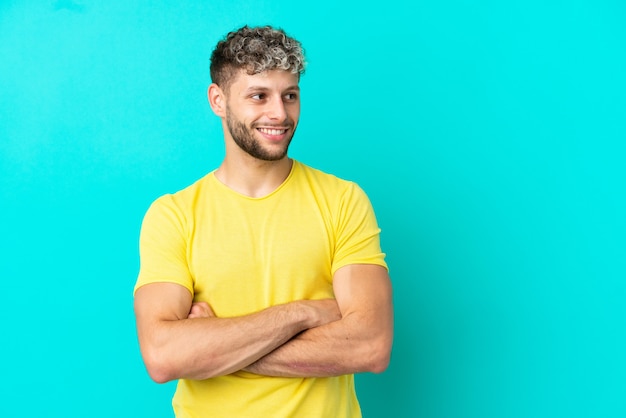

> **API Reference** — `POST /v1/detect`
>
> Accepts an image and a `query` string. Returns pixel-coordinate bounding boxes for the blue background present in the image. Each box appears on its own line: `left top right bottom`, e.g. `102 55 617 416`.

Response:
1 1 625 417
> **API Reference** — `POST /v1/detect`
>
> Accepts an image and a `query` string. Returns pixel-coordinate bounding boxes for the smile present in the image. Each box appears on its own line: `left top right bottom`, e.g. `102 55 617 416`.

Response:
257 128 287 135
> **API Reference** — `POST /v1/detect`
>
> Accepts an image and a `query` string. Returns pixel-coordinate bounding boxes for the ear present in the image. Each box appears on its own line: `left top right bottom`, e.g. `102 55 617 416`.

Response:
208 83 227 117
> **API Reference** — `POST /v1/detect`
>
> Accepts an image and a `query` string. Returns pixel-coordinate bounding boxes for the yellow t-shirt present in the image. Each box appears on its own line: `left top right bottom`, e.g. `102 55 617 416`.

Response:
135 160 387 418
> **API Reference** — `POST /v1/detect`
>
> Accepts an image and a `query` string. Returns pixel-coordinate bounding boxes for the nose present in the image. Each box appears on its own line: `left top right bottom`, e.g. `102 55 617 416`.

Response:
266 96 287 121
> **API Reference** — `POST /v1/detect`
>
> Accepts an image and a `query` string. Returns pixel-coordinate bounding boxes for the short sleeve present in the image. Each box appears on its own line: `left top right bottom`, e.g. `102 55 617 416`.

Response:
133 194 194 296
331 183 387 275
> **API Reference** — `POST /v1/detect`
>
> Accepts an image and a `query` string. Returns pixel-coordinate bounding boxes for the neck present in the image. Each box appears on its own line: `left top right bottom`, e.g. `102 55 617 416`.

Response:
215 153 293 198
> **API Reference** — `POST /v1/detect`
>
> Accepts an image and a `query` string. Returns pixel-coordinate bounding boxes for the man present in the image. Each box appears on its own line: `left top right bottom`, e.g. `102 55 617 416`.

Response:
133 25 393 417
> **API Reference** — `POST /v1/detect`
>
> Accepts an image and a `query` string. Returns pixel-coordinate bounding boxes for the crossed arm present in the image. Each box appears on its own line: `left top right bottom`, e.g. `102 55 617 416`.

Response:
134 264 393 382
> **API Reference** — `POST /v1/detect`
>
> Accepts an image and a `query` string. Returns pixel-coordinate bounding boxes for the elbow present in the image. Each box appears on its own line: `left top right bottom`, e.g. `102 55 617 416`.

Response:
142 347 178 384
142 345 221 382
146 365 175 385
365 336 393 374
368 346 391 374
370 355 390 374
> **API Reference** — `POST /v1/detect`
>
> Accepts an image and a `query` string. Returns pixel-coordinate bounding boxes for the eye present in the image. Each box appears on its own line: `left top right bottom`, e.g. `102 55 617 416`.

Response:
251 93 266 100
284 93 298 101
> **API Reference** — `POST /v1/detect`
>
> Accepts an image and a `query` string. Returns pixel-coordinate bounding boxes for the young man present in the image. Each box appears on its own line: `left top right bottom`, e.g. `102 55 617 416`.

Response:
133 25 393 417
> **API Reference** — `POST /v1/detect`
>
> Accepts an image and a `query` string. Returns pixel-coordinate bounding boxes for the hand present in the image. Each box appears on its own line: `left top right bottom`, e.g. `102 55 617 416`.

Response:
300 299 342 328
188 302 215 319
243 299 342 375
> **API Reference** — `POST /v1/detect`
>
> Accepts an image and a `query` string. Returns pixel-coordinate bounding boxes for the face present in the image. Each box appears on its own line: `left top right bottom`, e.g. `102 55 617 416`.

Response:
222 70 300 161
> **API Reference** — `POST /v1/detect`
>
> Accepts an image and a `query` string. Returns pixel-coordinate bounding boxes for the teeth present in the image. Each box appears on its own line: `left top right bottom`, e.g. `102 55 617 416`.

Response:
259 128 286 135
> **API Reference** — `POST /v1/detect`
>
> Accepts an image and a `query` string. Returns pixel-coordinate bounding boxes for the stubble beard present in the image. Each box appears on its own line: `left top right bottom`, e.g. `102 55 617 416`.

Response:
225 107 296 162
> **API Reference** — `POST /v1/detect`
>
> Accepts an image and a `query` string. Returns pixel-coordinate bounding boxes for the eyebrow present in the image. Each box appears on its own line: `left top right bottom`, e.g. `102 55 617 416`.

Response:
243 85 300 94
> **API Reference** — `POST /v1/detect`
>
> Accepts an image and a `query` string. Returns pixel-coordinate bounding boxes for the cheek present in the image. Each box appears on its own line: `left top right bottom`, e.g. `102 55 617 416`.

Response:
288 106 301 122
240 110 261 125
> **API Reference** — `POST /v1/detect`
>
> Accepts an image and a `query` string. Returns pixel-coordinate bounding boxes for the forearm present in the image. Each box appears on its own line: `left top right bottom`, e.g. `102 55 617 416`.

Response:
138 300 330 383
245 265 394 378
245 310 393 378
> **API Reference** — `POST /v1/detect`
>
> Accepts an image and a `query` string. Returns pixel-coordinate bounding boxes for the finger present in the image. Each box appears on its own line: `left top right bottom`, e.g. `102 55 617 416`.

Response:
188 302 215 318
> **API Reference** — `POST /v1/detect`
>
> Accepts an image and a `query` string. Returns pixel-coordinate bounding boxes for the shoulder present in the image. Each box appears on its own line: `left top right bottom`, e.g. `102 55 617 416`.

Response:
295 161 370 201
294 161 357 193
151 173 213 208
143 172 215 222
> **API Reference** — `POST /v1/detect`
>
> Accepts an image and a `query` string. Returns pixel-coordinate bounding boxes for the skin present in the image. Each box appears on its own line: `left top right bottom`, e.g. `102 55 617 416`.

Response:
210 69 301 197
133 68 393 382
134 283 342 382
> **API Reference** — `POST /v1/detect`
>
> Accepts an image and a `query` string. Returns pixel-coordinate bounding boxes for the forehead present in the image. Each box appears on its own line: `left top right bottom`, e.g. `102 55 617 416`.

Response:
228 69 300 93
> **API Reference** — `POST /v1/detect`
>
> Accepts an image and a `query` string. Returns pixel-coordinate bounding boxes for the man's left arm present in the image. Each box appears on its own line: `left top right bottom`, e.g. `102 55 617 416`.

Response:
243 263 393 377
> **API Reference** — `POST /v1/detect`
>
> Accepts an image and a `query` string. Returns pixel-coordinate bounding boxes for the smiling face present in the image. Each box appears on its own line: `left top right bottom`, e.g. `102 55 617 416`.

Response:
219 69 301 162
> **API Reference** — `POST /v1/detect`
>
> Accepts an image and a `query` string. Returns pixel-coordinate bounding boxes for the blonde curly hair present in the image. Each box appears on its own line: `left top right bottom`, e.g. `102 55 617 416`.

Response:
210 25 306 91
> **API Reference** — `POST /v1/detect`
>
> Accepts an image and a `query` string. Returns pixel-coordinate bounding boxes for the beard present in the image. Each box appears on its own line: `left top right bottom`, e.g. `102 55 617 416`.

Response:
225 106 296 162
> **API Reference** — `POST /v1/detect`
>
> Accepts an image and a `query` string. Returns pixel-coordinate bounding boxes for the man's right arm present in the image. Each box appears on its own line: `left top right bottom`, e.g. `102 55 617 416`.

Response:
133 282 340 383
